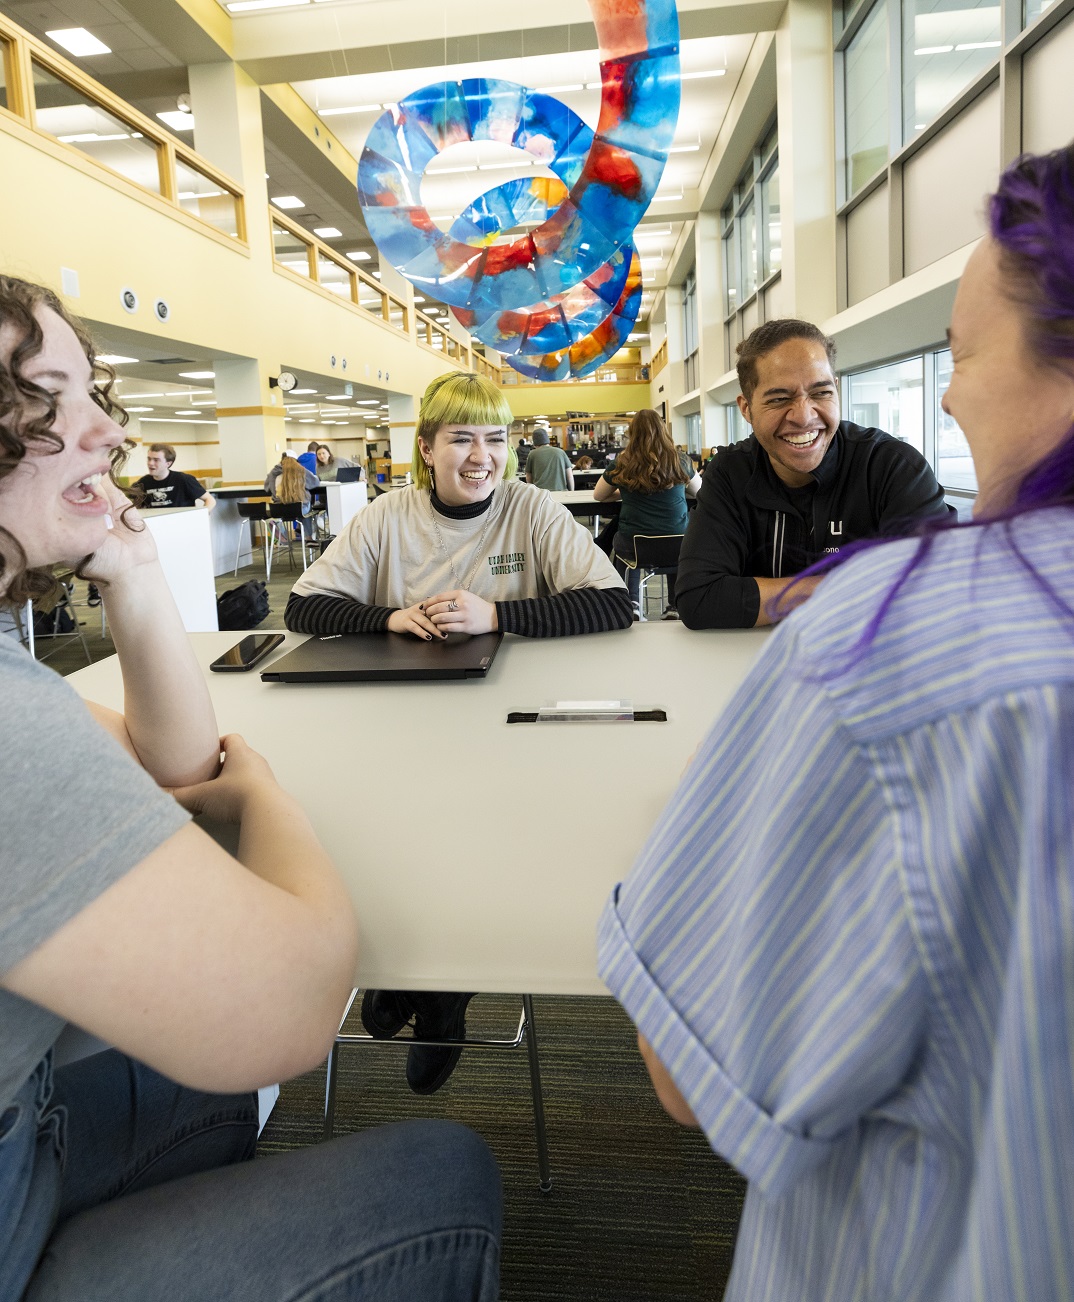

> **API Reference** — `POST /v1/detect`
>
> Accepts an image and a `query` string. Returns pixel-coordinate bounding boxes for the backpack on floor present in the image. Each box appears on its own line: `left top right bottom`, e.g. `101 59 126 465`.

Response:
217 579 270 630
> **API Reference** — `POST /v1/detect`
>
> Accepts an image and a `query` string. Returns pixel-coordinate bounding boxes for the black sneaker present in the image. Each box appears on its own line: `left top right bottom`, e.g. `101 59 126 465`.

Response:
405 992 476 1095
360 989 413 1039
661 607 680 620
86 583 101 607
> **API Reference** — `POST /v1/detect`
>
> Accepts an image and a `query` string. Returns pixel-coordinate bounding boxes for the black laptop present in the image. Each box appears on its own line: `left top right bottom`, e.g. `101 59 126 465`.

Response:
260 631 503 683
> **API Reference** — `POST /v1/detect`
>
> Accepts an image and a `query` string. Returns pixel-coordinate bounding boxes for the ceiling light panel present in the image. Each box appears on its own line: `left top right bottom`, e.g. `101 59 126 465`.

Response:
46 28 111 56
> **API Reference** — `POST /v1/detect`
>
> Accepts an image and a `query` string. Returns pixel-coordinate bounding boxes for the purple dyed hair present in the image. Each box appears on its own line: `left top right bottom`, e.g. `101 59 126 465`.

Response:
774 141 1074 654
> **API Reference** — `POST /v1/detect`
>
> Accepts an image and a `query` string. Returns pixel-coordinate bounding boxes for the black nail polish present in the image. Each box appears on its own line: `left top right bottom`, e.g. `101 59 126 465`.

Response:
426 633 432 640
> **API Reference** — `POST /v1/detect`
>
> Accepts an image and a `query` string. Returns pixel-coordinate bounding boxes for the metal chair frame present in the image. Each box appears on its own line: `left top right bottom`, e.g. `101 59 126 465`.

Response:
613 533 686 618
323 989 553 1194
18 576 92 666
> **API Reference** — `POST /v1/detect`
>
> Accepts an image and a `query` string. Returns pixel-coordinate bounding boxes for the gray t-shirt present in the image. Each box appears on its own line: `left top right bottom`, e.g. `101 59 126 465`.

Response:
526 444 573 491
0 636 189 1110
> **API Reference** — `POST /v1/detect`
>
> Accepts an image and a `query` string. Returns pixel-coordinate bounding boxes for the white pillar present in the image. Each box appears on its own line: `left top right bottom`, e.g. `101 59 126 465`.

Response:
694 211 724 448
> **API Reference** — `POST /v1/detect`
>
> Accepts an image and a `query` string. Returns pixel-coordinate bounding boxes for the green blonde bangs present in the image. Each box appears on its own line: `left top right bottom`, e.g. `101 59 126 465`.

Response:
412 371 516 489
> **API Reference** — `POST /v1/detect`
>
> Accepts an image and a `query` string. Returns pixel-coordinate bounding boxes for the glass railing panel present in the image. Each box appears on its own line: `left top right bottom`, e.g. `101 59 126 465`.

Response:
0 38 10 112
32 61 161 194
273 222 311 276
175 155 239 238
316 253 352 297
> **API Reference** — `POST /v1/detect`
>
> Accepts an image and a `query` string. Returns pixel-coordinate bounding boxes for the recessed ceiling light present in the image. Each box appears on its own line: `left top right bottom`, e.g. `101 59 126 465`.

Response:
178 370 215 379
680 69 727 79
298 418 316 423
125 406 154 413
157 111 195 131
314 226 342 238
318 104 382 116
653 191 684 202
46 28 111 56
669 143 700 153
954 40 1000 49
290 388 317 395
175 409 200 415
915 45 954 54
226 0 308 11
271 196 305 210
346 250 371 261
356 399 379 405
96 353 138 364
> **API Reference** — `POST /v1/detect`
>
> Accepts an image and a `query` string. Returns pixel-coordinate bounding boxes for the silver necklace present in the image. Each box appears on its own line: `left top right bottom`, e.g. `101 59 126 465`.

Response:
427 487 499 591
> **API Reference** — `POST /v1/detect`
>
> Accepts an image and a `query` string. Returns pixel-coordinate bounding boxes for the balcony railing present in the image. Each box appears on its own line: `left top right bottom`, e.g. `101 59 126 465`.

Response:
498 361 650 387
651 339 668 376
0 13 245 245
415 309 467 361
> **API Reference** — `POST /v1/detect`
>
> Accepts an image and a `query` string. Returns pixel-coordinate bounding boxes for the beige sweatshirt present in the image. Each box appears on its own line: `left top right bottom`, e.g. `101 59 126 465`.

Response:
292 479 624 609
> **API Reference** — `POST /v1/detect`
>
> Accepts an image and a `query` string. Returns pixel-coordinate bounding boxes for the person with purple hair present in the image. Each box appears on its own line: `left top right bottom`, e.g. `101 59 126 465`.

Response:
598 141 1074 1302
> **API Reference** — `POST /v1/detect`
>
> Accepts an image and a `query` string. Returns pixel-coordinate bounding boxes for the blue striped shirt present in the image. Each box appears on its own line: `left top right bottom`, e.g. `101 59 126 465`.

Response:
598 510 1074 1301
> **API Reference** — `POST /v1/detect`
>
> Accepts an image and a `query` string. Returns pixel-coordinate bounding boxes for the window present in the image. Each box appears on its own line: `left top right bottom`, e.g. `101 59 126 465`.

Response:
683 270 700 393
935 348 976 490
726 401 750 443
272 222 312 277
761 166 781 280
32 62 162 195
1024 0 1055 24
722 210 739 317
685 411 701 452
901 0 1001 143
740 200 758 301
847 356 925 454
722 124 781 365
845 0 890 196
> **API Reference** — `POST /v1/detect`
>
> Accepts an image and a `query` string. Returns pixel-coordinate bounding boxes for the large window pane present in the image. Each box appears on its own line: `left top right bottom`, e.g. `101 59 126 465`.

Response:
845 0 889 196
902 0 1001 142
740 200 758 300
847 356 925 453
935 348 977 489
1024 0 1055 24
723 224 739 317
32 63 161 194
174 156 239 238
761 165 781 280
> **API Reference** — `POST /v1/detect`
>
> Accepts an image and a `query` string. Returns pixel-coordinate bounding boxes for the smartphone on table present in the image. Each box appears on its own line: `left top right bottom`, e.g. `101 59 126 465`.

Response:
209 633 286 672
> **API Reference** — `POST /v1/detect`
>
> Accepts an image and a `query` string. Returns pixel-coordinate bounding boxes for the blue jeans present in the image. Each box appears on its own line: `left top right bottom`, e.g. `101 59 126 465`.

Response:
5 1051 502 1301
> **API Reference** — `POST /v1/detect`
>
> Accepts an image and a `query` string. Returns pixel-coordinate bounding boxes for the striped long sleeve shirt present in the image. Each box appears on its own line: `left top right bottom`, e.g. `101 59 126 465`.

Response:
599 508 1074 1302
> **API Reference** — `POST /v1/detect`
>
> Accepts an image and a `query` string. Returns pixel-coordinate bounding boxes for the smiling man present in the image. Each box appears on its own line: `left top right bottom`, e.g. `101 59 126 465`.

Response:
676 320 952 629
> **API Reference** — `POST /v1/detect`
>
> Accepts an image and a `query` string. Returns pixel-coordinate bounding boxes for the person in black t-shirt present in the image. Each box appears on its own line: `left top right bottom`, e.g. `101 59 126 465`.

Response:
676 320 953 630
133 444 216 511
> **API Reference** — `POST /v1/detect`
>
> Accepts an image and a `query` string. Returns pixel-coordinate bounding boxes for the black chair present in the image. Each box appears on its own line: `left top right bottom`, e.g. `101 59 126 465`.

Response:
614 533 685 618
267 502 322 575
235 500 271 576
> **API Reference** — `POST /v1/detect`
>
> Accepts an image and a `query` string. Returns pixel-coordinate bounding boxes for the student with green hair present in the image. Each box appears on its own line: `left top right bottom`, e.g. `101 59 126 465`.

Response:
286 370 631 1091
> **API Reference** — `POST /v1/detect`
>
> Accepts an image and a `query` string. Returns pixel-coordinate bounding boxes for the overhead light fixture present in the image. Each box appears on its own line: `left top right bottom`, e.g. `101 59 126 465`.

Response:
120 392 165 399
290 388 317 395
324 394 352 401
157 111 196 131
46 28 111 56
314 226 342 238
640 258 665 266
346 250 372 260
96 353 138 364
140 416 217 425
60 131 132 143
915 44 954 54
653 190 684 202
125 406 154 413
318 104 383 116
298 418 316 423
955 39 1001 49
226 0 309 11
680 69 727 79
178 370 215 379
271 196 305 210
356 399 379 405
175 409 200 415
669 143 700 153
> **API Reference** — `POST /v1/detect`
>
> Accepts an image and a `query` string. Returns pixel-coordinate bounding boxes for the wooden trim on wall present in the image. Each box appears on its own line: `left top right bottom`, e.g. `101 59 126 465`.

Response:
215 405 280 419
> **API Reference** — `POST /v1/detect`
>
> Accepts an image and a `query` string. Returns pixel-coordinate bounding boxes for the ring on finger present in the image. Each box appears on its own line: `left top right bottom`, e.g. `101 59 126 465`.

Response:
448 599 459 611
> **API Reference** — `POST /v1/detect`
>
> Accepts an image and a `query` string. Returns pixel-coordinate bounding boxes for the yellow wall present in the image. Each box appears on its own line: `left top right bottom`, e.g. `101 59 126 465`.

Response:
503 383 652 420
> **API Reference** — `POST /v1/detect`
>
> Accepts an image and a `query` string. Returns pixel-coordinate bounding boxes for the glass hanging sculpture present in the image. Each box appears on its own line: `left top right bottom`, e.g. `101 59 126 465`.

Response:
357 0 679 380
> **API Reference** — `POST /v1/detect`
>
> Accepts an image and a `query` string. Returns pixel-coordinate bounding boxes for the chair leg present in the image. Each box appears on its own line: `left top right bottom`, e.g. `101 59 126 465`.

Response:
323 1040 341 1141
523 994 553 1194
20 599 35 658
265 524 274 582
64 585 92 666
233 518 246 576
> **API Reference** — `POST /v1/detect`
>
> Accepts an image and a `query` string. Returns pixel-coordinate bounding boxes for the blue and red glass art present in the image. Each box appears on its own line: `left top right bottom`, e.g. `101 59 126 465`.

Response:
357 0 679 380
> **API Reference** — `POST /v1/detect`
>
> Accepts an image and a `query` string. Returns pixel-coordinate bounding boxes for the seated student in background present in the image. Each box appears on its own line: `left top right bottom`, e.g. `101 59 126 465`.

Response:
315 442 361 481
264 449 318 498
132 442 215 511
0 276 502 1300
272 452 320 539
599 143 1074 1302
593 409 702 620
525 426 574 491
675 319 952 629
286 370 630 1094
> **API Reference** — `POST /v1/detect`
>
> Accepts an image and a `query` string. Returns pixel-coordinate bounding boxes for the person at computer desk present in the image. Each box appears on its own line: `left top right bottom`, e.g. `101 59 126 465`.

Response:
599 143 1074 1302
675 318 953 629
314 443 361 482
0 276 502 1300
285 370 631 1094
